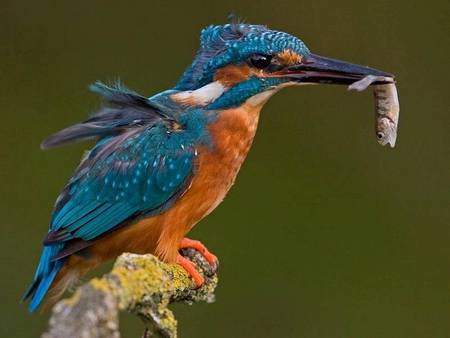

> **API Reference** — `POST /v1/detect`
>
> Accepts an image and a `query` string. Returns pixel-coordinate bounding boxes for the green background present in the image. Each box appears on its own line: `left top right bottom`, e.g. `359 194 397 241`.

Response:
1 1 448 337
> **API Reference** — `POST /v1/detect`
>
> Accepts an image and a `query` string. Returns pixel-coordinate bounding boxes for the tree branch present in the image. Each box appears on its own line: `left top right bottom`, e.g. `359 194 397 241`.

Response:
42 249 218 338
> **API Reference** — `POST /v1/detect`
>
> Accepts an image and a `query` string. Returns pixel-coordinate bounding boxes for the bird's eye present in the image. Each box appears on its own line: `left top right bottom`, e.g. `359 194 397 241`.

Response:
249 54 272 69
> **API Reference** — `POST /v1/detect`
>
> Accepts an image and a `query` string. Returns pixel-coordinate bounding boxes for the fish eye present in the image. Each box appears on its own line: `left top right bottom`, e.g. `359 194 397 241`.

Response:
376 132 384 139
249 54 272 69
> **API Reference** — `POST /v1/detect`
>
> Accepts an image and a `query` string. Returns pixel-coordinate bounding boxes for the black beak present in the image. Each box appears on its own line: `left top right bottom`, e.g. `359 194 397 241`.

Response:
285 53 394 85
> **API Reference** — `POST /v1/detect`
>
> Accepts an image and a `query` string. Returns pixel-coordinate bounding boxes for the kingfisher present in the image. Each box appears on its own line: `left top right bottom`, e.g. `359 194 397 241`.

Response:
24 22 392 312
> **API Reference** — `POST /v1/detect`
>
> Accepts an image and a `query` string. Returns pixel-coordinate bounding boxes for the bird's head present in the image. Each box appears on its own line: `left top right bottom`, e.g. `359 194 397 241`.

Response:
172 22 392 110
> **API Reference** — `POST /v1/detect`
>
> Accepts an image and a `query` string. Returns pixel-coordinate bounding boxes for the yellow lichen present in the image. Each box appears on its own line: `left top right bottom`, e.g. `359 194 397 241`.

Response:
90 278 113 293
61 290 81 307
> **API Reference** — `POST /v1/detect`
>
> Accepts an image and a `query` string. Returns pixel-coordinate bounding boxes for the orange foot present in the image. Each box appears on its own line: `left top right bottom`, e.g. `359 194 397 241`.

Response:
176 238 219 288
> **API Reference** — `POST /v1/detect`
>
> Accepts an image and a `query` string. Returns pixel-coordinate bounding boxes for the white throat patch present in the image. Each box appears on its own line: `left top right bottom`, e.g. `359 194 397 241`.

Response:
245 89 277 107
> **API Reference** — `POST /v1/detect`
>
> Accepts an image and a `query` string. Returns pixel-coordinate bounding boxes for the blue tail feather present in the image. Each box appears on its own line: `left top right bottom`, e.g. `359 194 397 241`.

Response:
23 245 65 312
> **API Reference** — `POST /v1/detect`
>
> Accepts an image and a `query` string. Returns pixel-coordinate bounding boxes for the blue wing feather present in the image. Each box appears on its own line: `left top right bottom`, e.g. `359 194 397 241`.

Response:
48 125 196 243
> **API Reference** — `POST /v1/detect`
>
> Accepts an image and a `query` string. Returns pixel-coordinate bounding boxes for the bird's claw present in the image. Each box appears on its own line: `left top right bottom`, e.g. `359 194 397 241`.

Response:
176 254 205 287
177 238 219 287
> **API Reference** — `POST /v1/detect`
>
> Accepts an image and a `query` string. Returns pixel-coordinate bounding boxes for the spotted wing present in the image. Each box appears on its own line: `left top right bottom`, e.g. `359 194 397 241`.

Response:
44 125 196 252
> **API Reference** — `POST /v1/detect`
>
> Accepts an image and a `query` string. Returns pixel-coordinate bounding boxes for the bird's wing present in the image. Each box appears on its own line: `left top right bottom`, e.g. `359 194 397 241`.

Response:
41 81 172 149
42 83 196 253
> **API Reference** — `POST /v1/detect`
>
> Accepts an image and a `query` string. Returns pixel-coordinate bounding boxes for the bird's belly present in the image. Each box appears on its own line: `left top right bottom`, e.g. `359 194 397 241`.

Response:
187 142 251 222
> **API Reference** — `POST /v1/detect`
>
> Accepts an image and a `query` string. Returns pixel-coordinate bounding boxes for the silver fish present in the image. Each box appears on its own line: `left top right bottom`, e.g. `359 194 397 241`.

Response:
348 75 400 148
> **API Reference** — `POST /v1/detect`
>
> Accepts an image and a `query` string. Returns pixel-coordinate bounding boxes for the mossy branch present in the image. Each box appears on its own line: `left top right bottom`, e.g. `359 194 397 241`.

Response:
42 249 218 338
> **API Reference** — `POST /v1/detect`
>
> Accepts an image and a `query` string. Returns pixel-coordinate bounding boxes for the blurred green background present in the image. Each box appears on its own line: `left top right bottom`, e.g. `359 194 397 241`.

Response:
1 0 449 337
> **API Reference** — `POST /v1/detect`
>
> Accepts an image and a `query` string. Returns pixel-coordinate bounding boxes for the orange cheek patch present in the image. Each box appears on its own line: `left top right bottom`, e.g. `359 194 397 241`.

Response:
214 64 253 87
277 49 302 65
214 51 302 86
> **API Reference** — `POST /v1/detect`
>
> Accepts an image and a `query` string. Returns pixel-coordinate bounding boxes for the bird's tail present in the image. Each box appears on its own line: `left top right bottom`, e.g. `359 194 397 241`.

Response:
22 244 66 312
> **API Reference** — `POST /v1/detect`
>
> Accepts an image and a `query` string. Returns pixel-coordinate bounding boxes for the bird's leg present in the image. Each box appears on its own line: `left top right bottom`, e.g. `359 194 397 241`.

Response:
176 238 219 287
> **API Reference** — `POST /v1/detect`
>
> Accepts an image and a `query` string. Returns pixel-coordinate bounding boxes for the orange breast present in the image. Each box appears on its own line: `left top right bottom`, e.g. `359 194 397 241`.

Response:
88 100 265 265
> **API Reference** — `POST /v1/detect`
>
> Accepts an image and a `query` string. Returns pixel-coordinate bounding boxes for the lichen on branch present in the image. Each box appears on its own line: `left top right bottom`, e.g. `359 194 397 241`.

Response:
42 248 218 338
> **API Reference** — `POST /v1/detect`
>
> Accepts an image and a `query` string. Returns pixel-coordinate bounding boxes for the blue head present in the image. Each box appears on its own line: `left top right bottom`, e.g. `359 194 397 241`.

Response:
176 23 309 90
173 22 392 110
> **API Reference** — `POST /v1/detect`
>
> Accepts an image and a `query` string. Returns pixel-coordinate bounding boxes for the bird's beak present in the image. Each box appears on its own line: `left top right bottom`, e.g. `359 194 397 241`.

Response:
283 53 394 85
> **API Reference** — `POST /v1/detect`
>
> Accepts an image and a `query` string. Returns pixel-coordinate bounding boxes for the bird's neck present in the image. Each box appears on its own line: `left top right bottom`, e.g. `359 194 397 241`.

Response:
168 78 280 110
150 83 278 145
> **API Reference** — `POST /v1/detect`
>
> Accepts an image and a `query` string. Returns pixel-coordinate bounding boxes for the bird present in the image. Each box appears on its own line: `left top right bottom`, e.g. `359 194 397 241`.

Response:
23 21 391 312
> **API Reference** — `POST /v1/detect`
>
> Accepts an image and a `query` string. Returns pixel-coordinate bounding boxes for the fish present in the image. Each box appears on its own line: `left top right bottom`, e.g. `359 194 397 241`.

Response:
348 75 400 148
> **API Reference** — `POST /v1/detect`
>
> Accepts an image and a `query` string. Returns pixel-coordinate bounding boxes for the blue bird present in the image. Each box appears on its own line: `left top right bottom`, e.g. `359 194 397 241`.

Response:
24 22 392 312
